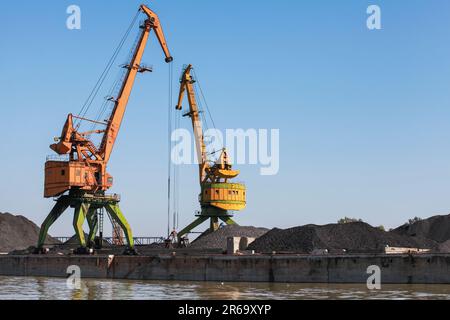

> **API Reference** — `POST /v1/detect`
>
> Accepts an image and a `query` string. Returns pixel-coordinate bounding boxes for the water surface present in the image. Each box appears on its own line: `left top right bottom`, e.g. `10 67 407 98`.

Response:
0 276 449 300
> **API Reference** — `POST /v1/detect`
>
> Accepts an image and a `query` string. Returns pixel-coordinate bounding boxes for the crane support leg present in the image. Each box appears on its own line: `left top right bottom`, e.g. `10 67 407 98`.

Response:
37 196 71 249
104 203 134 250
86 208 99 247
73 203 90 248
177 216 209 240
219 216 238 226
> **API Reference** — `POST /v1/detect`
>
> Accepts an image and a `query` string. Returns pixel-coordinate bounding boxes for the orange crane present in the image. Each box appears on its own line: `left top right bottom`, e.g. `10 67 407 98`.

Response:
175 65 246 241
36 4 173 254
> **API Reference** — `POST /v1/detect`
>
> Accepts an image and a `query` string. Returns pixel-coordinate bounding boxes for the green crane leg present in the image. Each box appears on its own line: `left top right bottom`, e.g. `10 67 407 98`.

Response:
37 197 70 249
219 216 238 226
177 216 209 240
104 204 134 249
86 208 98 247
73 203 90 248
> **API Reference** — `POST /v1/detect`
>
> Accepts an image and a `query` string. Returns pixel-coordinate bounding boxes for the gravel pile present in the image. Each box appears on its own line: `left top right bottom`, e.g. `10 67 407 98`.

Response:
189 225 269 250
392 214 450 244
248 222 438 254
438 240 450 253
0 212 59 253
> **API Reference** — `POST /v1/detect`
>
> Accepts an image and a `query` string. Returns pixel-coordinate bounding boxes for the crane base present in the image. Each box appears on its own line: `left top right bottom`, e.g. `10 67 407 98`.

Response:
177 208 238 242
37 192 134 251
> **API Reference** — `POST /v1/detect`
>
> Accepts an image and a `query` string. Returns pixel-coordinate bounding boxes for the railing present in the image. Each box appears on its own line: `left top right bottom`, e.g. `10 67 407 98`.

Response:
133 237 165 245
46 154 70 162
100 193 121 202
54 237 71 243
52 236 165 246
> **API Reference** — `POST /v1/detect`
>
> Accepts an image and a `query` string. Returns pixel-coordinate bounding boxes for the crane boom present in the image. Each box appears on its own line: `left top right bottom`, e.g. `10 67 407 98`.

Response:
100 5 173 163
140 5 173 63
176 64 208 183
45 5 172 198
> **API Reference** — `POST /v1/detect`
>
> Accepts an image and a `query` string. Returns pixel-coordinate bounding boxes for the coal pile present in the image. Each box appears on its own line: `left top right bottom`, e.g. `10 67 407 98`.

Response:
0 212 59 253
189 225 269 250
438 240 450 253
248 222 438 254
392 214 450 244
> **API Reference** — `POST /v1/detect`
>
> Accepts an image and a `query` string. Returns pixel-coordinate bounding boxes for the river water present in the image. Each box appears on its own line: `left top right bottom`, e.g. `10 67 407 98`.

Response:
0 276 449 300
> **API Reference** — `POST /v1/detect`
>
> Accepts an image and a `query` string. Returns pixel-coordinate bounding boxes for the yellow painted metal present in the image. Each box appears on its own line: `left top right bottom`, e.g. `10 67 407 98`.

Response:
176 64 247 239
201 183 246 211
176 64 207 183
216 169 240 179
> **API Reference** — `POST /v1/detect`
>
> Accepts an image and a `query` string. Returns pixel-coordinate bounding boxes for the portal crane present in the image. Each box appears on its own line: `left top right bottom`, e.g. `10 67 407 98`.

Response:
37 4 173 254
175 65 246 241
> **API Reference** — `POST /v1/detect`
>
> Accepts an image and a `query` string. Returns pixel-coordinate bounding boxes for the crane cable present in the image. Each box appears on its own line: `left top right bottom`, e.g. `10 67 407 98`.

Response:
192 68 220 160
167 62 172 238
88 25 143 139
75 9 140 129
173 100 181 231
167 65 184 237
172 67 181 232
192 68 217 131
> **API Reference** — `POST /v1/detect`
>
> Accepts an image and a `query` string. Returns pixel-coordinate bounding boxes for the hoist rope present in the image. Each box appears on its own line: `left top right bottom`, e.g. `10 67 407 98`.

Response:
173 108 181 230
75 9 140 129
191 68 221 159
193 83 209 131
167 62 174 237
89 21 145 142
172 69 182 232
192 68 217 130
87 73 121 138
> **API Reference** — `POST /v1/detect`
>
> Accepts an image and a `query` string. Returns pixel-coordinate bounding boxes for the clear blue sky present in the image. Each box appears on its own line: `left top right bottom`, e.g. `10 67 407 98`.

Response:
1 0 450 237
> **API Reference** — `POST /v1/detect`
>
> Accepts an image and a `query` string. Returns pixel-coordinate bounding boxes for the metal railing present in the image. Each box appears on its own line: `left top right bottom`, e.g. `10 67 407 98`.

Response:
46 154 70 162
53 236 165 246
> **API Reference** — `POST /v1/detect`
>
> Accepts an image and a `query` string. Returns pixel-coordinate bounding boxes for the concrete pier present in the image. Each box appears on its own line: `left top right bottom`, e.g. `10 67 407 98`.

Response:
0 253 449 284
